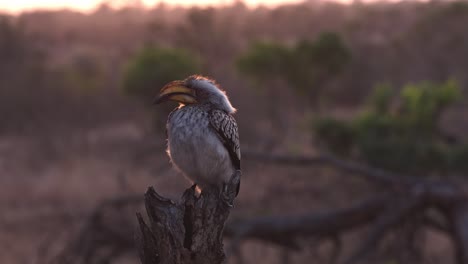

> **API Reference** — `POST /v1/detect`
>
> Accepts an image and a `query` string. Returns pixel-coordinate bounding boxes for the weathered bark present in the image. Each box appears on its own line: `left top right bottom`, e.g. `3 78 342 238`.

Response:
136 171 241 264
225 194 390 249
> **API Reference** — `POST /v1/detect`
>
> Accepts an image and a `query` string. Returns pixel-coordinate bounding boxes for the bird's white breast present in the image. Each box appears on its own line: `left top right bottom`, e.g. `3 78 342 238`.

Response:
166 105 234 189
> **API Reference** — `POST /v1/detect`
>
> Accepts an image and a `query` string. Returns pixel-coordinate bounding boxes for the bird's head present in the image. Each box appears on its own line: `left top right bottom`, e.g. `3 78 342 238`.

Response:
154 75 236 113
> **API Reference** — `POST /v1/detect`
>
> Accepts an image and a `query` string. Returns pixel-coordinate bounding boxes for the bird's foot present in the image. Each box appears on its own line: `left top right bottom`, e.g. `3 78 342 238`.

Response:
193 184 202 198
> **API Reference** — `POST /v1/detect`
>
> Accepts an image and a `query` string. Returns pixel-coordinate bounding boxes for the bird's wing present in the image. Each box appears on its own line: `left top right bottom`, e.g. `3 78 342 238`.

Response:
209 109 241 196
209 109 241 170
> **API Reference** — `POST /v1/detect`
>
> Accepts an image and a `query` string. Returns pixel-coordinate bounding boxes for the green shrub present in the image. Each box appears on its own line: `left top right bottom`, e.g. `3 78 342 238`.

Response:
122 46 201 103
449 145 468 172
236 32 350 105
286 33 350 92
313 117 355 156
236 42 290 83
314 79 465 174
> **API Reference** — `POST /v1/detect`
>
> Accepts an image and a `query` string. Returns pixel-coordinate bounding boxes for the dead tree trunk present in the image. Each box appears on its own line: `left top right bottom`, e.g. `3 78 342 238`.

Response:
135 171 241 264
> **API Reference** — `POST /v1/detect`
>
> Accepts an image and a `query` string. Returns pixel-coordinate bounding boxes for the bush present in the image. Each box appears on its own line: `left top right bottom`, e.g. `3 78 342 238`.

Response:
236 32 350 105
313 117 355 156
314 79 465 174
122 46 201 103
287 32 351 94
449 145 468 172
236 42 290 83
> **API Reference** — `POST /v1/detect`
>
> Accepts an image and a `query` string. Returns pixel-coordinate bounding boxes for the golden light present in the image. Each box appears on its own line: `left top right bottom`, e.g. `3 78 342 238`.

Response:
0 0 308 13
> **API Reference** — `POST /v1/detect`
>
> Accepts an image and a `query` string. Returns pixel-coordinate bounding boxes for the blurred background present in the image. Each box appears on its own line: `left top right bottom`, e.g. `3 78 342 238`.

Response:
1 0 468 263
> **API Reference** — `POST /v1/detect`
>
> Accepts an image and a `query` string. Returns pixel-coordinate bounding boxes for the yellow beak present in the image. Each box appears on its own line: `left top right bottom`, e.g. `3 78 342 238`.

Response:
154 80 197 104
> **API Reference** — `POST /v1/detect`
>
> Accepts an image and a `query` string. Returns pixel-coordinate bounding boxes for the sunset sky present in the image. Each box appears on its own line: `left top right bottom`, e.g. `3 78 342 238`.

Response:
0 0 309 13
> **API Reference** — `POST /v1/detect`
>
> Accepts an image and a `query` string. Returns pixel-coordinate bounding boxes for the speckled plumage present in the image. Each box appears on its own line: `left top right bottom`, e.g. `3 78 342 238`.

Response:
162 76 241 195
